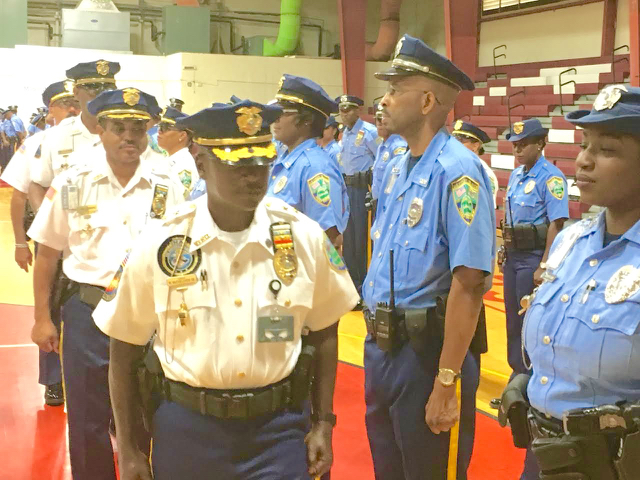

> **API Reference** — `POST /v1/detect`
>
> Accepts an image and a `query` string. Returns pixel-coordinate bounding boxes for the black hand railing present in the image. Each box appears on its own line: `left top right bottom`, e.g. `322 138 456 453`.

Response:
558 68 577 114
507 90 525 135
493 45 507 80
612 45 630 84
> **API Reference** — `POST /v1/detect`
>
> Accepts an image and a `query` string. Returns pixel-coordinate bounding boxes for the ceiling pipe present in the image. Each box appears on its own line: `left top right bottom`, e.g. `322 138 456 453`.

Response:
365 0 403 61
262 0 302 56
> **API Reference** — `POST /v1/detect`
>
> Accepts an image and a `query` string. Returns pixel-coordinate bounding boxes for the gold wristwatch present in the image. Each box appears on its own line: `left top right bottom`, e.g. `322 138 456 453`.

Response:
436 368 460 387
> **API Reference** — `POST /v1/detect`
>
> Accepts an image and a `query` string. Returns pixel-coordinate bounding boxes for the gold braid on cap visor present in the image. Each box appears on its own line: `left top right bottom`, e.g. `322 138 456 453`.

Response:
276 93 329 118
96 109 151 120
49 92 75 104
209 143 277 163
453 130 483 143
391 58 462 90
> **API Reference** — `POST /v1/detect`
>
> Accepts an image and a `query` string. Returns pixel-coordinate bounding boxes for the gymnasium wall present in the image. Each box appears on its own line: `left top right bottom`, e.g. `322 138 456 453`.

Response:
478 2 605 66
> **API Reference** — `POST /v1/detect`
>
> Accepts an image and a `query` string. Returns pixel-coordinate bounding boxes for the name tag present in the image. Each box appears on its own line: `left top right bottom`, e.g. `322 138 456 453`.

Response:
61 184 79 210
258 315 294 343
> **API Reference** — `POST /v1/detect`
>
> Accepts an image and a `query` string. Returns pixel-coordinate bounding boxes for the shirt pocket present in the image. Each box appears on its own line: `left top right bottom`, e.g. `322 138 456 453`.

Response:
68 211 112 255
566 293 640 381
523 280 563 357
392 222 429 282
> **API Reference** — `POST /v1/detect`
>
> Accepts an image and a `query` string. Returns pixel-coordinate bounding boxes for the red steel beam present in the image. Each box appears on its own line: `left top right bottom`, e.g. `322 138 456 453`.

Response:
601 0 618 57
337 0 367 99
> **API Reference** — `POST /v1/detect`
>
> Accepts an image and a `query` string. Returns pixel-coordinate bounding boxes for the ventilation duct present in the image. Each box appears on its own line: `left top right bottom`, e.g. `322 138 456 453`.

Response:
62 0 130 51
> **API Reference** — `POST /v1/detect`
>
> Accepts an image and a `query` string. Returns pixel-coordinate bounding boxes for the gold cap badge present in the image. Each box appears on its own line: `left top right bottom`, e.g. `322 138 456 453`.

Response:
278 76 285 91
96 60 110 76
340 95 348 103
236 106 263 136
394 36 405 59
122 88 140 107
454 119 463 131
513 122 524 135
593 84 628 111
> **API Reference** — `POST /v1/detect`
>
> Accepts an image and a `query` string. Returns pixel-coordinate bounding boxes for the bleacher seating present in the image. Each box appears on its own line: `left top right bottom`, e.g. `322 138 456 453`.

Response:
457 58 630 227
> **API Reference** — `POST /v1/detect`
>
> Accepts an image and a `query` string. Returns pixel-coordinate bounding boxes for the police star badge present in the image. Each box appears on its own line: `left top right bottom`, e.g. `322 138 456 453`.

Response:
593 84 628 111
122 88 140 107
270 222 298 286
307 173 331 206
524 180 536 194
605 265 640 304
236 106 262 136
451 175 480 226
546 176 564 200
96 60 110 76
406 197 423 227
513 122 524 135
273 176 288 194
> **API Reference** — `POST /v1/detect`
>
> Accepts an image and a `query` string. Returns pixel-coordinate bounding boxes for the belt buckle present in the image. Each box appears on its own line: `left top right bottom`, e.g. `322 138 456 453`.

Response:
227 393 252 419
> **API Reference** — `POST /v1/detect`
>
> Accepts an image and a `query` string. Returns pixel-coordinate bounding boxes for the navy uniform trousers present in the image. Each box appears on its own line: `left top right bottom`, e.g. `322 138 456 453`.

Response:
35 248 62 387
364 335 480 480
152 400 310 479
343 184 368 294
503 250 542 378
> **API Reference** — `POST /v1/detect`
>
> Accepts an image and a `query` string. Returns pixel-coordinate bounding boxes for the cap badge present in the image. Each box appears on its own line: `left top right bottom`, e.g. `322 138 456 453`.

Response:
394 36 405 59
122 88 140 107
454 119 463 131
64 80 75 93
236 106 263 136
593 84 628 111
340 95 348 104
278 76 285 90
96 60 110 76
513 122 524 135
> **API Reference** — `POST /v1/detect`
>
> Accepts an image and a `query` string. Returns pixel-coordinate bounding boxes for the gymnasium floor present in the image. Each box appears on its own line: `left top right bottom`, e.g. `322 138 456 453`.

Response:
0 185 524 480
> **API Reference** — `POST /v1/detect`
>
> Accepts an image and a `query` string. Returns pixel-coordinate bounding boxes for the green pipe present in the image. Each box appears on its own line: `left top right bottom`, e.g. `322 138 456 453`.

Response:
262 0 302 57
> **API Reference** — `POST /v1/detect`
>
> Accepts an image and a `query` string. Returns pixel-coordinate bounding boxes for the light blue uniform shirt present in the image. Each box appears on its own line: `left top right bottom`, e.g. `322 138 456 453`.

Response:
338 118 378 175
190 178 206 200
267 138 350 233
323 139 340 164
524 213 640 420
505 158 569 225
4 116 25 137
28 124 43 136
371 134 407 200
363 129 496 312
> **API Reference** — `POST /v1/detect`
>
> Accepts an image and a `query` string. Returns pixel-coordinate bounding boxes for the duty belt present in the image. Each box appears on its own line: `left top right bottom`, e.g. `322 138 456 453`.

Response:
163 377 294 419
66 281 105 309
529 408 564 439
343 171 371 189
502 222 548 251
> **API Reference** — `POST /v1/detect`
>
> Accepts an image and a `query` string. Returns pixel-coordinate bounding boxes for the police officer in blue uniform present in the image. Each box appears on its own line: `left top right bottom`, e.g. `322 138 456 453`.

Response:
363 34 495 480
371 103 407 203
501 118 569 379
337 94 378 295
499 85 640 480
1 106 26 169
269 74 349 246
318 115 341 163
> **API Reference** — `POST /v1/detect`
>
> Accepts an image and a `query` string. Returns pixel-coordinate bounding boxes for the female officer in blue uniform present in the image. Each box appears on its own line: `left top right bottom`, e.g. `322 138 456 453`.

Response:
269 74 349 247
513 85 640 479
502 118 569 378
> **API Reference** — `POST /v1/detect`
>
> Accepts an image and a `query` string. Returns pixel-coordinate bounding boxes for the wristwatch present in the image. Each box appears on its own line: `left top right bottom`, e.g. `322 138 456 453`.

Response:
311 411 337 427
436 368 460 387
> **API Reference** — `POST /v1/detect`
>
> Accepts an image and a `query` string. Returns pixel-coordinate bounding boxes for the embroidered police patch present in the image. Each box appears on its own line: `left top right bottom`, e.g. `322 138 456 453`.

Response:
157 235 202 276
451 176 480 226
323 234 346 271
307 173 331 207
102 250 131 302
178 169 192 189
546 176 565 200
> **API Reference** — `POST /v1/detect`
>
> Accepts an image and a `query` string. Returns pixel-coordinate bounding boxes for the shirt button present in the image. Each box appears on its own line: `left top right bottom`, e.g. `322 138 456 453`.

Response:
389 224 393 230
404 241 409 246
589 259 598 267
540 376 548 385
123 220 127 225
236 335 244 343
232 261 239 269
234 299 242 307
398 196 403 201
284 300 291 307
520 202 525 206
560 294 569 303
378 252 382 258
272 175 276 180
238 372 246 378
519 181 523 185
369 281 374 287
591 314 600 324
543 336 551 345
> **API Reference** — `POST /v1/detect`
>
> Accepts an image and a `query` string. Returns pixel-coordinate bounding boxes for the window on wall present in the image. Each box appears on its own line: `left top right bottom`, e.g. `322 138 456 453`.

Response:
482 0 582 15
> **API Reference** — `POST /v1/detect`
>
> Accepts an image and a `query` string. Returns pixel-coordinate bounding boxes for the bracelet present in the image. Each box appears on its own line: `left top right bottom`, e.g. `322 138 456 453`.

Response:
15 243 29 248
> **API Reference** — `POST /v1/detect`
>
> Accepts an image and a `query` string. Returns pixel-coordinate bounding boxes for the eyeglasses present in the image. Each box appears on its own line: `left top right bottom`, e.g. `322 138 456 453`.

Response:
78 83 116 96
158 123 178 133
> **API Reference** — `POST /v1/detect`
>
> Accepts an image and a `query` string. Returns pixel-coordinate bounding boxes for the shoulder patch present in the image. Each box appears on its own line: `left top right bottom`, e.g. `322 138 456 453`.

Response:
323 234 347 271
393 146 407 156
178 169 192 189
34 144 42 159
546 176 565 200
102 250 131 302
157 235 202 276
307 173 331 207
451 176 480 226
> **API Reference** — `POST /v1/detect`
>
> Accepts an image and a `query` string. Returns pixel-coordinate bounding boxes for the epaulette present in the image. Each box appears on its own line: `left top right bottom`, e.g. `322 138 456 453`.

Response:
163 201 197 226
393 146 407 155
264 198 300 222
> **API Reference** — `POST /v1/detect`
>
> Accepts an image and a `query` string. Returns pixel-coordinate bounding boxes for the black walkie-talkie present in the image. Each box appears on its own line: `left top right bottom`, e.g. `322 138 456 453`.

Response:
503 197 515 248
375 250 399 353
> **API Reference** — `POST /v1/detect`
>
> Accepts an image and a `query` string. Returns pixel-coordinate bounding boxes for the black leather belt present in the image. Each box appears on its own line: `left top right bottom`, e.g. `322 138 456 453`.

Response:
163 377 294 419
502 223 548 251
67 281 105 309
529 408 564 439
343 171 371 189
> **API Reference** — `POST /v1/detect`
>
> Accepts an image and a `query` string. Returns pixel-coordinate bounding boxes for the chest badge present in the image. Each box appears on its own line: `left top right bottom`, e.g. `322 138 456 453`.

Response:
150 184 169 219
270 222 298 286
407 197 424 228
524 180 536 194
273 175 288 194
605 265 640 304
355 130 364 147
382 151 390 162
